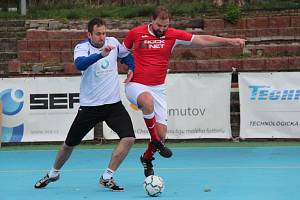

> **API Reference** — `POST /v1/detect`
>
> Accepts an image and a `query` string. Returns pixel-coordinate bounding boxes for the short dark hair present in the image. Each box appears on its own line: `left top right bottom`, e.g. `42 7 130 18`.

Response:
87 17 106 33
152 6 170 20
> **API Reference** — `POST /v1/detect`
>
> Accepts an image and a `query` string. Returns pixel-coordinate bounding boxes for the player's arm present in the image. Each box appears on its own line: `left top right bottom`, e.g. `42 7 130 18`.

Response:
74 45 114 71
115 36 135 83
119 52 134 83
119 51 134 83
192 35 246 47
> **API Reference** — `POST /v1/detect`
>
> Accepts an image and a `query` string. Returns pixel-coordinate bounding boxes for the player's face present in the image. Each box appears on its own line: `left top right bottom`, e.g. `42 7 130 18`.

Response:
88 25 106 48
151 18 169 38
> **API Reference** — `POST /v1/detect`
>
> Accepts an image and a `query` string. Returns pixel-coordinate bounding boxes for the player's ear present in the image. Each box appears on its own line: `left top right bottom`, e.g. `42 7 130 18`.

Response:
87 32 92 39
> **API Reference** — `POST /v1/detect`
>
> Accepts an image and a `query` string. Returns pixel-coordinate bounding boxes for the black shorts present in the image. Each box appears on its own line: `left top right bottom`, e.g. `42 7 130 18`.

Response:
65 101 135 146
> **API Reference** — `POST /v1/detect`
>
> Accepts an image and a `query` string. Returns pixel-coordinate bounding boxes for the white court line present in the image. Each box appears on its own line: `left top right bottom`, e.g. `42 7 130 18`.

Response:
1 166 300 173
1 145 300 153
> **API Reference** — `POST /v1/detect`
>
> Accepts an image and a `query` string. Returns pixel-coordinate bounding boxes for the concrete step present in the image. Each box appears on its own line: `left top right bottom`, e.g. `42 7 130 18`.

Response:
0 52 17 61
0 61 8 73
0 38 17 51
0 31 26 39
0 20 25 27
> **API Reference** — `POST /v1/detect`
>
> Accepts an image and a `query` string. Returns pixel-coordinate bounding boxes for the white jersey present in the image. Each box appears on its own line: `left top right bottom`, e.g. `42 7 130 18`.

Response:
74 37 129 106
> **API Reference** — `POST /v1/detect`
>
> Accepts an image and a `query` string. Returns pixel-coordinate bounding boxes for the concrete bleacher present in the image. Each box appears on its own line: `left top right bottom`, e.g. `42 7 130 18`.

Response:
0 20 26 73
6 15 300 74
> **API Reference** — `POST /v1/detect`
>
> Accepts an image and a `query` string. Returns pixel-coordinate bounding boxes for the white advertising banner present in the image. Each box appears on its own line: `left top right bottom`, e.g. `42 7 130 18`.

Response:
103 73 232 139
239 72 300 138
0 77 93 142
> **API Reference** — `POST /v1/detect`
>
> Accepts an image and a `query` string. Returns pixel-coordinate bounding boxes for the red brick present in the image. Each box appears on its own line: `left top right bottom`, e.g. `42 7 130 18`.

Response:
203 19 224 30
18 51 40 62
269 16 290 28
291 16 300 27
224 19 246 30
214 30 235 37
172 48 211 60
246 17 269 29
8 59 21 73
294 28 300 37
50 40 72 50
256 28 278 37
265 57 289 70
17 40 27 51
169 60 220 72
219 59 242 71
40 51 61 62
26 40 40 50
26 30 48 39
61 51 73 62
255 45 277 57
278 27 295 37
48 31 69 39
193 48 212 59
241 58 266 71
235 29 256 38
277 45 300 56
108 31 128 38
27 40 50 50
63 63 80 74
70 31 87 39
288 57 300 69
211 46 242 59
201 31 214 35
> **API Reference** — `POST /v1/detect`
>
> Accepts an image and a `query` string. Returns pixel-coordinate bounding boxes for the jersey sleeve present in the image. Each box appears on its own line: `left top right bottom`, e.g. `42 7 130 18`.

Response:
74 42 89 60
173 29 194 46
123 29 134 49
112 37 130 58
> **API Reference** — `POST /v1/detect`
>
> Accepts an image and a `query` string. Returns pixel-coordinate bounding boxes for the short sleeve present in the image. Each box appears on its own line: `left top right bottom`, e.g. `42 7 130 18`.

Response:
74 42 89 60
112 37 130 58
123 29 134 49
172 29 193 46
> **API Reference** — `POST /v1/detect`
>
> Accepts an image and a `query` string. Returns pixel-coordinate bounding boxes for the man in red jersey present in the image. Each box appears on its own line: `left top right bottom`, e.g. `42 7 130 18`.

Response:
123 6 246 177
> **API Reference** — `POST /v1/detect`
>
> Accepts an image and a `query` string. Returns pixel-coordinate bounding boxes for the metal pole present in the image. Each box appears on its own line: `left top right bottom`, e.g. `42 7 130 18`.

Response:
20 0 26 16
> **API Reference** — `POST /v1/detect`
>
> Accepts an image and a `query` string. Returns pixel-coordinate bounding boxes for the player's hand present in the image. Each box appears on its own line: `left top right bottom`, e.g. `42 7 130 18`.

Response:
227 38 246 48
101 45 115 57
124 70 133 83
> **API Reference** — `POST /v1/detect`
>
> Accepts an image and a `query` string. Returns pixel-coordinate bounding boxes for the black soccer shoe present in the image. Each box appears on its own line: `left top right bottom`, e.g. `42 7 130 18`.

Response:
34 173 60 189
140 155 155 177
151 140 173 158
100 176 124 192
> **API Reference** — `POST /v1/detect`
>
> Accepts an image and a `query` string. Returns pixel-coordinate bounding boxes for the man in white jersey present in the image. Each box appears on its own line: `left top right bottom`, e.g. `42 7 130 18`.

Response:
34 18 135 192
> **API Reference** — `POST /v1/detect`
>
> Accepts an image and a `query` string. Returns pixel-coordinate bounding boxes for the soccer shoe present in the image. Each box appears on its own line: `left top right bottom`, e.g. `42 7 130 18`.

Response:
100 176 124 192
34 173 60 188
151 140 173 158
140 155 155 177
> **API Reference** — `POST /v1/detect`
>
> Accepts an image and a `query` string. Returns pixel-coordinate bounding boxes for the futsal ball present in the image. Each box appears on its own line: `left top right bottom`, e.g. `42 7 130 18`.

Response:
143 175 165 197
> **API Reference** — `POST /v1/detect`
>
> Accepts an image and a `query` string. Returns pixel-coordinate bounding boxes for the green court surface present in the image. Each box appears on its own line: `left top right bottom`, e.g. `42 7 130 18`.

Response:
0 142 300 200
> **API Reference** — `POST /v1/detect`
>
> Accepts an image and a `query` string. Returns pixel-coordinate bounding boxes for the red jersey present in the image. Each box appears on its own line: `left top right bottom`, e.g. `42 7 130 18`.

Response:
123 24 193 85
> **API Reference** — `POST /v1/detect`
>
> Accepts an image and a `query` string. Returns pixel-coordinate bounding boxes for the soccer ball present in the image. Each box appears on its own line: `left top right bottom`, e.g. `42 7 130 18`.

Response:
143 175 165 197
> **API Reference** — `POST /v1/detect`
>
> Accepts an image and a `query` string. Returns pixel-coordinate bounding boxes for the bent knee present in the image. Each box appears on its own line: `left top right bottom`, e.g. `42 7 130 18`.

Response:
137 92 154 108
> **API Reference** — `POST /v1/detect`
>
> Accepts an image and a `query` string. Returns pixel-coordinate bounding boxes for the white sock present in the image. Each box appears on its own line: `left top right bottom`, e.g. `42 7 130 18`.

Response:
143 112 155 119
49 167 60 178
102 168 114 180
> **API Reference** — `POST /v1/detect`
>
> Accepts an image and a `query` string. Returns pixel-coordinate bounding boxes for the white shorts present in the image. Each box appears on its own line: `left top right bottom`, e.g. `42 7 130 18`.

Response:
125 82 167 125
